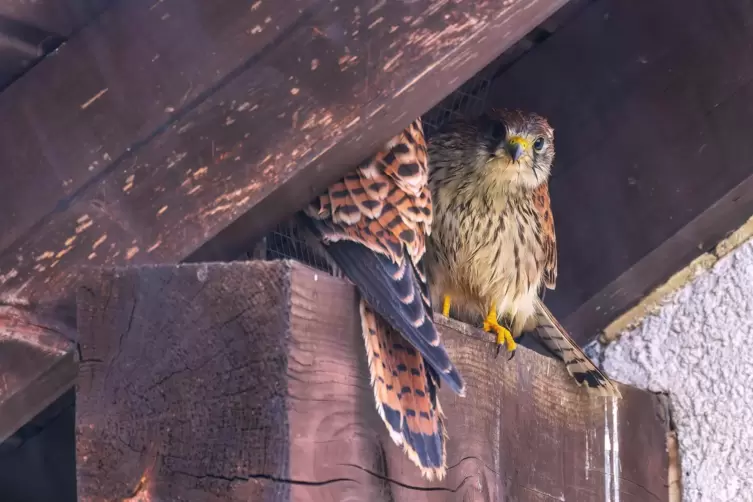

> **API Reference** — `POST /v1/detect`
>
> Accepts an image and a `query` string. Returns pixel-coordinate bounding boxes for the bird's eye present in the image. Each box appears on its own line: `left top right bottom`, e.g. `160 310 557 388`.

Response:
533 137 546 152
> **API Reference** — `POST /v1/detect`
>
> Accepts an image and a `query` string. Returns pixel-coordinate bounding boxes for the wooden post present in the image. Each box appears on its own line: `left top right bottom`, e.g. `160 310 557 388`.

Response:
76 261 668 501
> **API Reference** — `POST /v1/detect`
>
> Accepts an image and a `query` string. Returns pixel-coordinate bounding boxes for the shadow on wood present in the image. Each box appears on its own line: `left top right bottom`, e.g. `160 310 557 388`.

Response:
0 307 76 443
0 389 76 502
76 261 668 501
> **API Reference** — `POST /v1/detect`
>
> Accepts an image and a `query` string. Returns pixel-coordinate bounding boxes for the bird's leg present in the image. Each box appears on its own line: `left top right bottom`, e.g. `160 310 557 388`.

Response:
482 301 517 360
442 295 452 317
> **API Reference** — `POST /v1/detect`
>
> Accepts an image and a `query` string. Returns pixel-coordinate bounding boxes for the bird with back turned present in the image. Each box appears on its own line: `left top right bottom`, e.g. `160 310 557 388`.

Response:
297 118 466 480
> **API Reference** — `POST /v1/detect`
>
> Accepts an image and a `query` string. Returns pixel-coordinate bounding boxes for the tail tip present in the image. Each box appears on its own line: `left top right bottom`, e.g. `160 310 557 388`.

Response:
402 441 448 482
419 464 447 481
572 370 622 399
441 366 467 397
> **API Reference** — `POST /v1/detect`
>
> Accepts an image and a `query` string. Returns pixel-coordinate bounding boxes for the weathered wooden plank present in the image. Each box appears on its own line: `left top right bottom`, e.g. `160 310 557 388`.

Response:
0 0 315 257
76 261 668 501
0 307 76 443
488 0 753 341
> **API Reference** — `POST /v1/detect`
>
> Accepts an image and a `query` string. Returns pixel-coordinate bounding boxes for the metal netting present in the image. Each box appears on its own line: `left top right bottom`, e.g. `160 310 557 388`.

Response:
422 65 497 136
259 220 332 273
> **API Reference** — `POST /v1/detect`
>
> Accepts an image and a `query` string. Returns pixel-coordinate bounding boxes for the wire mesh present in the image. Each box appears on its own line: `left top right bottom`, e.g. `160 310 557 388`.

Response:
422 64 499 136
265 220 332 273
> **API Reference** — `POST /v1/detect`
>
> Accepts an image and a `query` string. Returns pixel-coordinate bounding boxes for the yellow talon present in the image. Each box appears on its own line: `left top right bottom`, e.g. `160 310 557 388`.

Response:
442 295 451 317
482 302 517 359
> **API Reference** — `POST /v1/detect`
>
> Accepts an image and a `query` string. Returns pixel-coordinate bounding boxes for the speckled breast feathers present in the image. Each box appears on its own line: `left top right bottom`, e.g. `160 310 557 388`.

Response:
426 109 619 397
426 110 557 333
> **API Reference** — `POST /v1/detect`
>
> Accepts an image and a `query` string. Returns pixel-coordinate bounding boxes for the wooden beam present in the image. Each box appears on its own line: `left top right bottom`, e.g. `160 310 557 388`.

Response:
0 307 77 443
0 0 318 258
0 0 568 439
488 0 753 341
76 261 668 501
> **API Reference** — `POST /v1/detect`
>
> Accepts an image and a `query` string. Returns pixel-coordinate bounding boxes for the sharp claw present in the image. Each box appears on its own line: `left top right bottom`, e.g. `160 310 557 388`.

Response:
486 319 516 360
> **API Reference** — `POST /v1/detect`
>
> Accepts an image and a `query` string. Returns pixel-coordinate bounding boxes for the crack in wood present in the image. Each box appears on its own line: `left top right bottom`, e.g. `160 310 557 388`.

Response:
337 463 474 493
173 469 360 487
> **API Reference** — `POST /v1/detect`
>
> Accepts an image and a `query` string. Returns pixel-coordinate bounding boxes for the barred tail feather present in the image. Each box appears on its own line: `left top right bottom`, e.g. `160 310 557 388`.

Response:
360 299 447 480
533 298 622 399
321 238 465 395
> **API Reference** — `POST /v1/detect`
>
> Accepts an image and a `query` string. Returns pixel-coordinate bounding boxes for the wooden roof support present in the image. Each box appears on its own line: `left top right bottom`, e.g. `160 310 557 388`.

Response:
0 0 569 441
76 261 668 501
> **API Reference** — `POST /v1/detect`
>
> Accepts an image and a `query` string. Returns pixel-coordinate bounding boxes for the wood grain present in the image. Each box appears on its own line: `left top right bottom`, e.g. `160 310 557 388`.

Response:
0 0 313 256
76 261 668 501
488 0 753 341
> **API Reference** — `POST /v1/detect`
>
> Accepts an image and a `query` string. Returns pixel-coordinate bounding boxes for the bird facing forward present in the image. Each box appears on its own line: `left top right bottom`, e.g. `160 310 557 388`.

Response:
298 118 466 480
426 109 620 397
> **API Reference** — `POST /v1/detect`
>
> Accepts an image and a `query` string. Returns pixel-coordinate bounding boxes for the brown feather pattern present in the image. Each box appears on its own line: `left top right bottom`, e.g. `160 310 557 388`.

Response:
301 118 463 480
360 300 446 477
305 120 431 264
532 299 621 398
532 183 557 289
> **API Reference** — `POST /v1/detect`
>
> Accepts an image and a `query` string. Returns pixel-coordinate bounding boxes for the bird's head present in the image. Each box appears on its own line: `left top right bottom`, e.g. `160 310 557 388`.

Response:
482 109 555 191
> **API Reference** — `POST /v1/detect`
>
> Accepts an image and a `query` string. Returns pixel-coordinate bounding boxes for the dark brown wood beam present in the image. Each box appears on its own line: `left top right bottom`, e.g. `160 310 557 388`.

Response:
0 0 318 259
488 0 753 342
0 0 570 439
76 261 668 501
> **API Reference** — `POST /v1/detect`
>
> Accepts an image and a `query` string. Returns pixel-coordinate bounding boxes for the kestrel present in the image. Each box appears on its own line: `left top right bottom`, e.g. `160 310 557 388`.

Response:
297 118 466 479
425 109 619 397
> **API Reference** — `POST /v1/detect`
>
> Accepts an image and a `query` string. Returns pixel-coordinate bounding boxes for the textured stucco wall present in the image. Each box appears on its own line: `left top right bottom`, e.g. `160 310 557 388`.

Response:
588 238 753 502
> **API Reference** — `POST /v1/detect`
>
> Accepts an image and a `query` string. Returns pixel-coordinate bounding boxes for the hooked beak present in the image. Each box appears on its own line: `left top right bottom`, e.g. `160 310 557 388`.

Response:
506 136 528 163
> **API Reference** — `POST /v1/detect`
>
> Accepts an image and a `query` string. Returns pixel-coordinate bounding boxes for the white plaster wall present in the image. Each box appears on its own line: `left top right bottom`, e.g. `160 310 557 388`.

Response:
588 238 753 502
